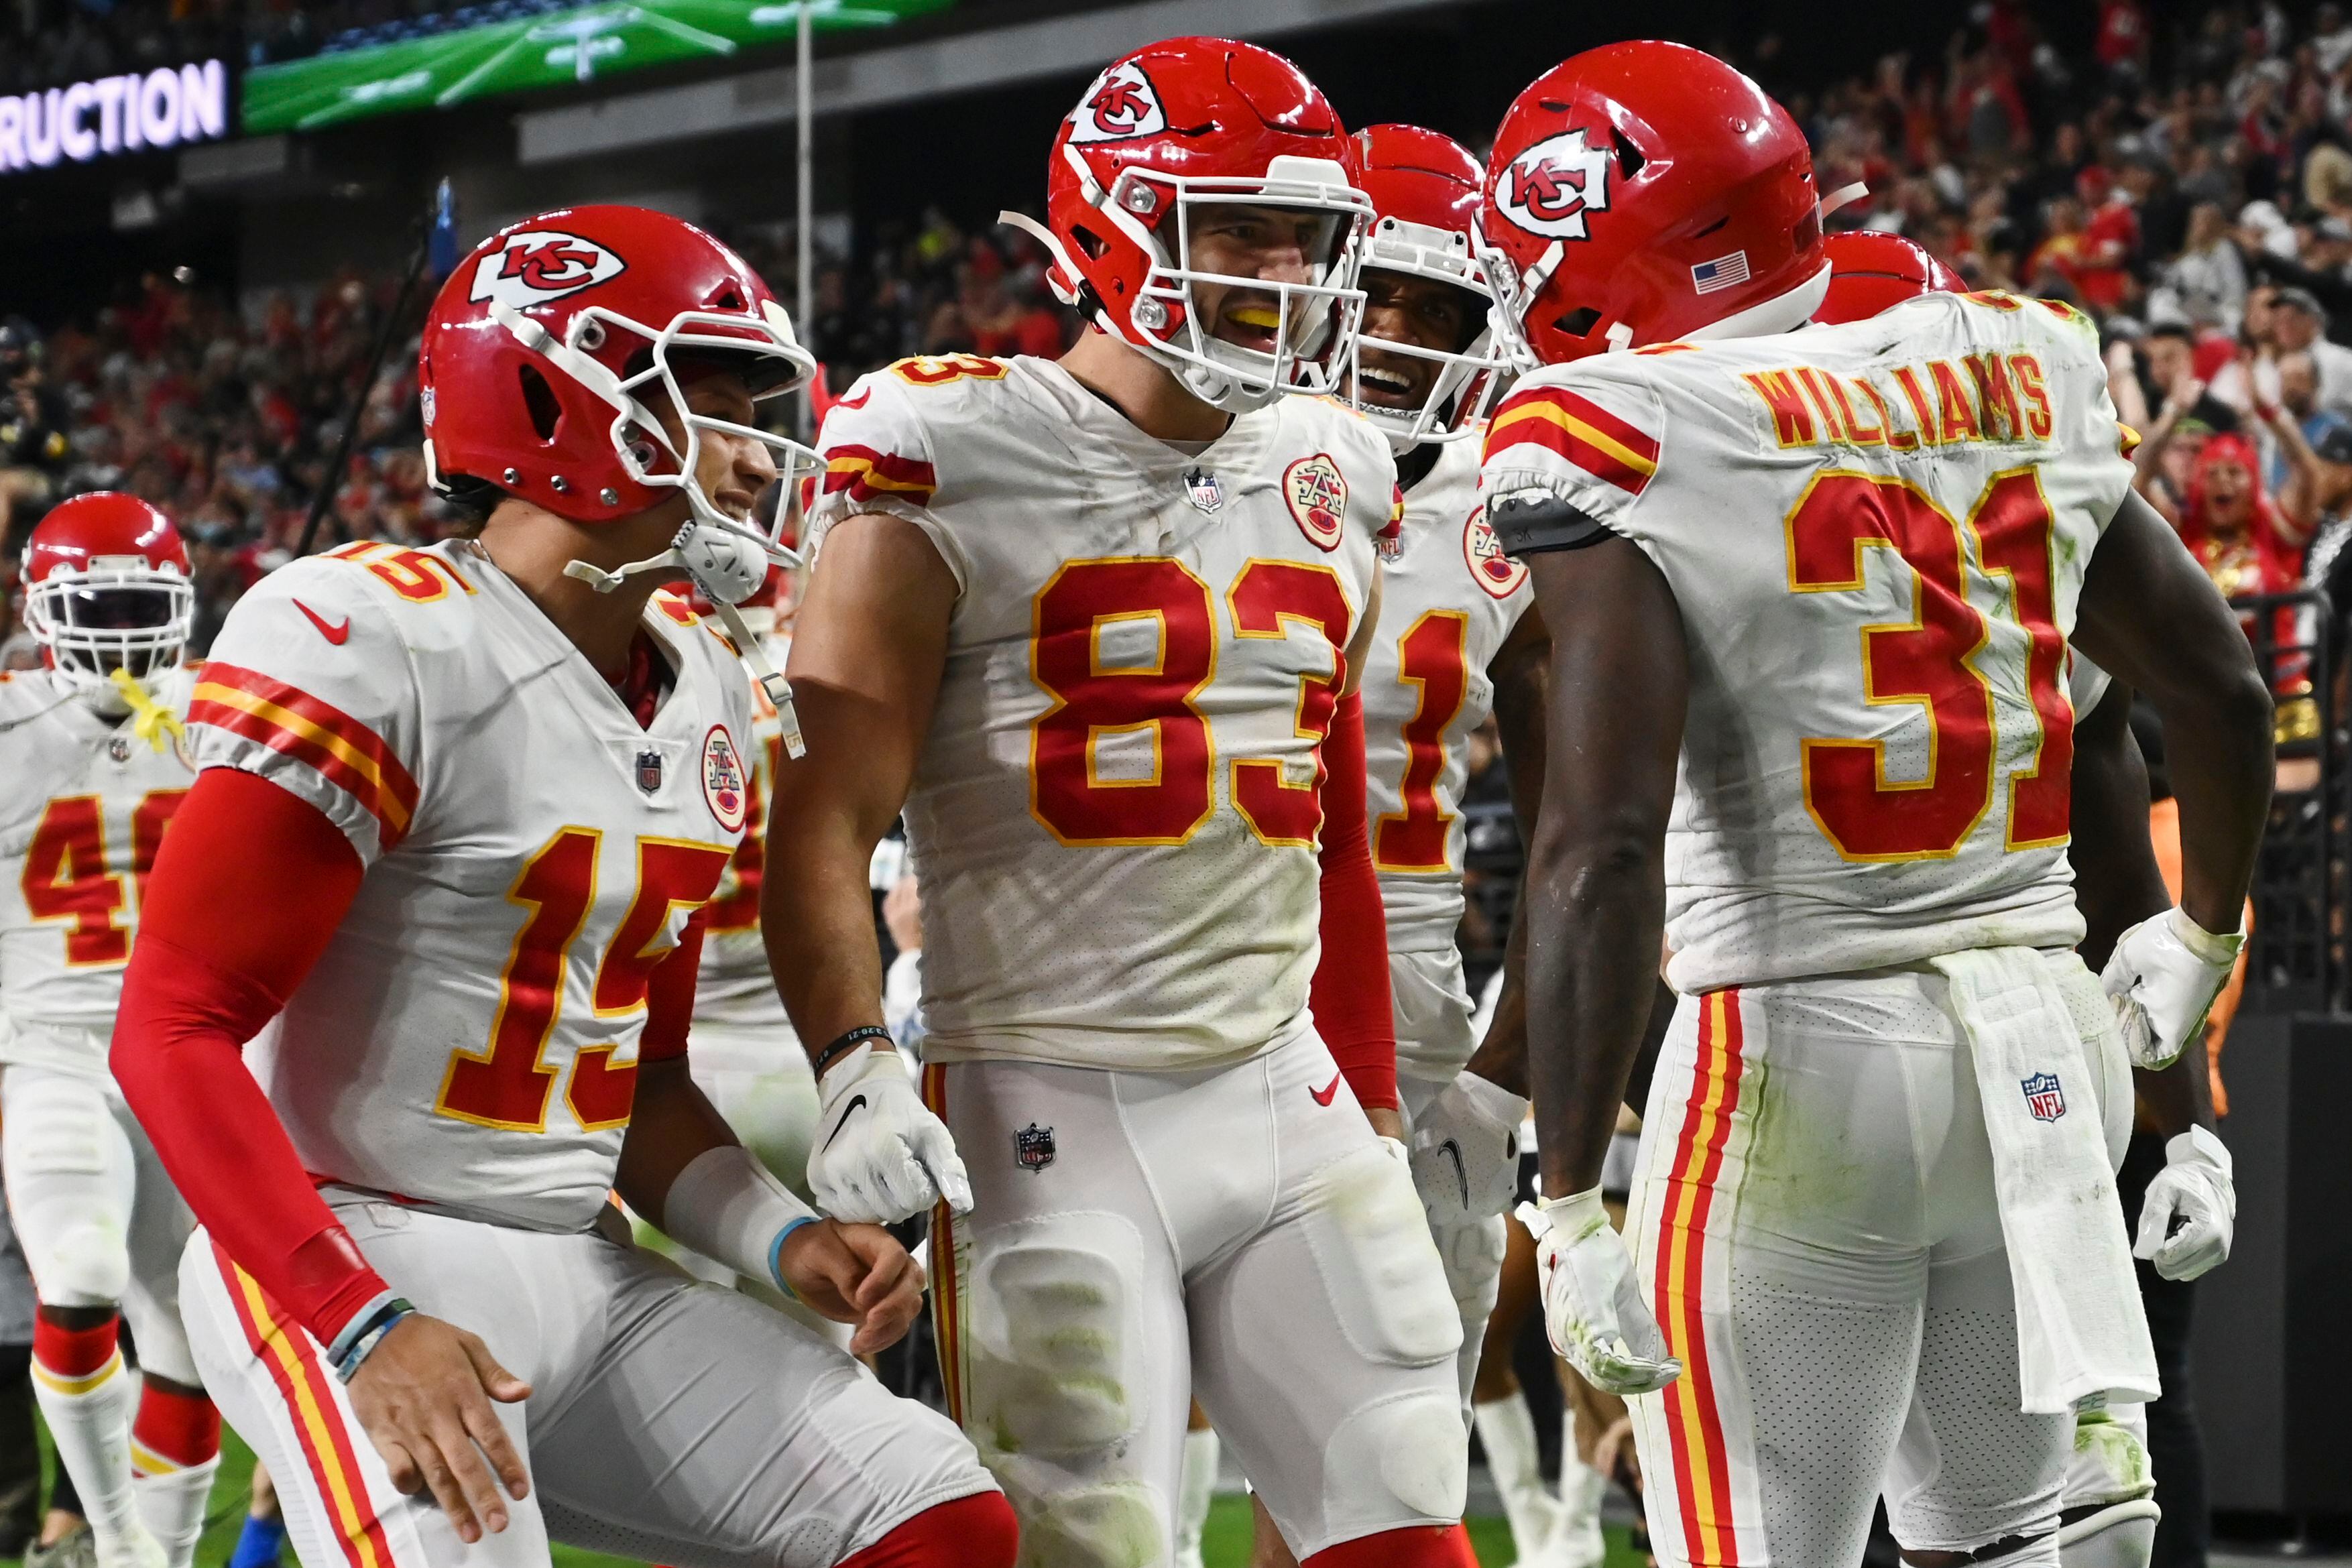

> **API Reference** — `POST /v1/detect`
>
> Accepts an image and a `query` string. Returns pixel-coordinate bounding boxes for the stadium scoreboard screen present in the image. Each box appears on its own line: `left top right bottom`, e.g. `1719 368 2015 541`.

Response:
242 0 957 134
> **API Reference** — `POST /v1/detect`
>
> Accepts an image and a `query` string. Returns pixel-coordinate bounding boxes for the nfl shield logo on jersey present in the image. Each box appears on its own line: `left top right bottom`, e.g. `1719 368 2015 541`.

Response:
1184 467 1224 514
1014 1123 1056 1173
2021 1072 2066 1122
635 748 663 794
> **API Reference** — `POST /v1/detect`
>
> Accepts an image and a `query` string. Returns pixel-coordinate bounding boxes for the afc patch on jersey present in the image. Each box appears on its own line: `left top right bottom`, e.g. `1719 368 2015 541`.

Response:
2021 1072 2067 1123
1283 453 1349 550
701 725 748 833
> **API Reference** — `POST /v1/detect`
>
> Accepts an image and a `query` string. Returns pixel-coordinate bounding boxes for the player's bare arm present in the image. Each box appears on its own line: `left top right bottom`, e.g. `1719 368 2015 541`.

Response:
766 514 953 1045
1506 531 1688 1398
1519 540 1687 1197
1460 605 1549 1099
2072 488 2275 1070
764 510 972 1223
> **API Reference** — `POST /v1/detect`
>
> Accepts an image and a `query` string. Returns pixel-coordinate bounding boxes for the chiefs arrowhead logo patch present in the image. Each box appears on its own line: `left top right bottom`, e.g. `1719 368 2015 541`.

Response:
701 724 748 833
1283 454 1349 552
1495 129 1614 241
469 230 626 309
1068 61 1167 145
1463 504 1529 599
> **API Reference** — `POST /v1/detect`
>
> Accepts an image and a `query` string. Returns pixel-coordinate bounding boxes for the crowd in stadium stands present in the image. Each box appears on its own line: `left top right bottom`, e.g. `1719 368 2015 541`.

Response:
11 0 2352 658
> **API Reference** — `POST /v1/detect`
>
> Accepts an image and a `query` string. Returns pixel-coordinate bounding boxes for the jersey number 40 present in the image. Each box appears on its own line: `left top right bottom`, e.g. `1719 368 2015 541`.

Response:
22 792 186 967
1789 468 2072 861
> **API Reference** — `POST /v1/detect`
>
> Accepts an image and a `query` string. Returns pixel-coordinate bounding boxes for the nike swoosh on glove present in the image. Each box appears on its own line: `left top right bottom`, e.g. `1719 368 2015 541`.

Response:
2101 906 2243 1070
807 1043 972 1224
1518 1187 1681 1396
1409 1069 1527 1228
2133 1125 2235 1281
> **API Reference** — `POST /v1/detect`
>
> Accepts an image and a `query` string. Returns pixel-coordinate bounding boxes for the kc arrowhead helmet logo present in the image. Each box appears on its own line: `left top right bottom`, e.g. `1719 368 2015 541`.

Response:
469 231 626 308
1068 61 1167 145
1496 129 1614 241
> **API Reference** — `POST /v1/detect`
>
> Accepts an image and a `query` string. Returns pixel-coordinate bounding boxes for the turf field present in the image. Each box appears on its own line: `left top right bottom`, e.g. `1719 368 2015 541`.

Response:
11 1424 1647 1567
240 0 955 133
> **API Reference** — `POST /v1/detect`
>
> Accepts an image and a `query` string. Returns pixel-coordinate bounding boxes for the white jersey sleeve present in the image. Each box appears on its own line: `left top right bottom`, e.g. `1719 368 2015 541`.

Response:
809 369 969 595
1478 366 1668 557
190 554 428 867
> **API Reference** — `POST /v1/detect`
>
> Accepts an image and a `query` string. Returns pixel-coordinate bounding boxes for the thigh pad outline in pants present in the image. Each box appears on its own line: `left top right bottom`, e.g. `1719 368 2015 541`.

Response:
1189 1063 1468 1558
931 1058 1189 1568
3 1067 136 1308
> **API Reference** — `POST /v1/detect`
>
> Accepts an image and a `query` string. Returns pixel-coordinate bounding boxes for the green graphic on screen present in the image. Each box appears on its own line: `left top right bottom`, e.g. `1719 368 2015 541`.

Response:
243 0 954 133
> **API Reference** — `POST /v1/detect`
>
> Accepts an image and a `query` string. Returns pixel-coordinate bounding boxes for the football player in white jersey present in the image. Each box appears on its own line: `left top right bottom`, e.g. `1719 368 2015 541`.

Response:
1476 45 2274 1568
0 493 217 1568
767 37 1476 1568
109 206 1010 1568
1816 231 2238 1568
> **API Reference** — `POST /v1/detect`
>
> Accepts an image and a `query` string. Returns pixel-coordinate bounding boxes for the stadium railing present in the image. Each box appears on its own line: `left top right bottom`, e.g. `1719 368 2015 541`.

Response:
2232 589 2344 1016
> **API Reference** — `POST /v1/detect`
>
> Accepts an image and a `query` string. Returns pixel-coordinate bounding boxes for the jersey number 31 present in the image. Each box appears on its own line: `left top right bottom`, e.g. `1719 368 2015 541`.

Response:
1789 469 2072 861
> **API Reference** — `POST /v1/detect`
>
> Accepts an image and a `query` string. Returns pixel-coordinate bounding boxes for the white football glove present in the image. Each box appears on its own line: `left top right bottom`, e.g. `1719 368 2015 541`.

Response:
1518 1187 1682 1397
2132 1126 2235 1281
1409 1070 1527 1229
807 1044 972 1224
2101 907 2243 1070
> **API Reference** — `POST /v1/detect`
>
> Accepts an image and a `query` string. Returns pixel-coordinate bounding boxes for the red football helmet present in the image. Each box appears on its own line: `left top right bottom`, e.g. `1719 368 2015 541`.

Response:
1813 231 1965 324
1476 42 1829 365
1006 36 1372 411
21 492 192 692
418 204 817 559
1344 124 1514 449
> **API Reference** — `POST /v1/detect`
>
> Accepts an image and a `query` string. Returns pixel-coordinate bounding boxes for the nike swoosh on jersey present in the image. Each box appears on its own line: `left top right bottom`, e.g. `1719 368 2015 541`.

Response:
822 1093 870 1150
1309 1074 1342 1107
294 599 351 645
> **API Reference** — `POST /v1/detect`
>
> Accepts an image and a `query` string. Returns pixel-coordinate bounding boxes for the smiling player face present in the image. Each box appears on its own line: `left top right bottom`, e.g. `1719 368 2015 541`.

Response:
1184 202 1345 355
1346 268 1482 413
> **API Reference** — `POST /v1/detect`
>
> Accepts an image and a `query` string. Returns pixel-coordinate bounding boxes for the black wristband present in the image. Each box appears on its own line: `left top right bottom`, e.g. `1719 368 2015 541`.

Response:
813 1024 892 1079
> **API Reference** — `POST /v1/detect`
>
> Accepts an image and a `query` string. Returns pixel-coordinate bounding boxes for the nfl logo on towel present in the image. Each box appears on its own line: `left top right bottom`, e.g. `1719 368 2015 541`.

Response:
1692 250 1751 295
2021 1072 2067 1122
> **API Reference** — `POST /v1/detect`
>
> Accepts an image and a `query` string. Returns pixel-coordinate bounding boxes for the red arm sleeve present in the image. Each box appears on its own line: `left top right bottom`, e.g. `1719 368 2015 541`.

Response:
638 910 709 1064
112 768 391 1348
1311 692 1399 1112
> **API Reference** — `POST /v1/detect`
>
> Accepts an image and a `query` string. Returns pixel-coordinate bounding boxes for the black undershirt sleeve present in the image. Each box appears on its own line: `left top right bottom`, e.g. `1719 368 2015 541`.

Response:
1486 490 1619 556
